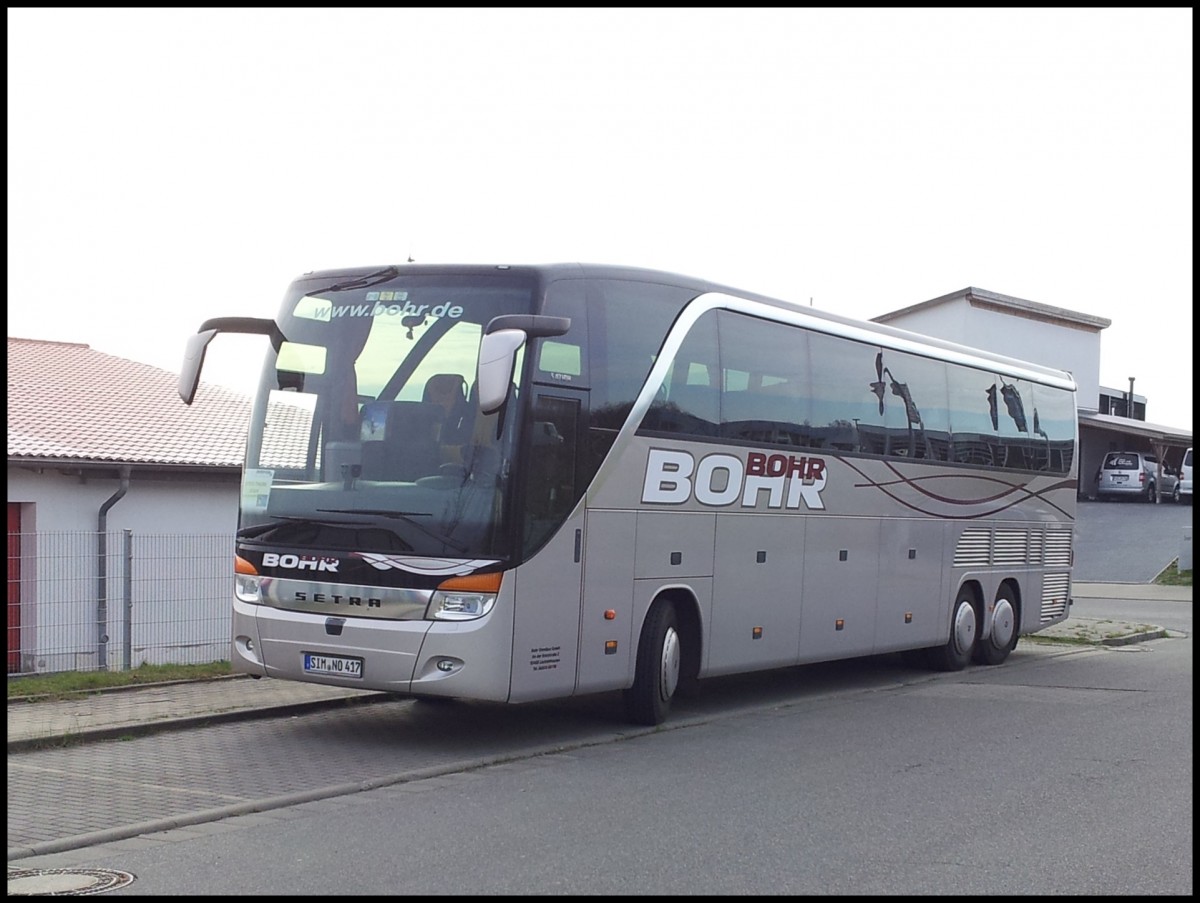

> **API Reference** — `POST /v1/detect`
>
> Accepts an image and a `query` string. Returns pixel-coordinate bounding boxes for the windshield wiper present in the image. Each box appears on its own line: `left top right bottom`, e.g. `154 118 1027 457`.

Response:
316 508 468 553
236 523 281 539
237 516 415 552
321 266 400 293
245 513 405 531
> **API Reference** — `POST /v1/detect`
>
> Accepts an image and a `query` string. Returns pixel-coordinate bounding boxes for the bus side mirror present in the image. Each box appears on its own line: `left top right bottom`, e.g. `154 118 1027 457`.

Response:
476 314 571 415
178 316 282 405
477 329 527 414
179 329 219 405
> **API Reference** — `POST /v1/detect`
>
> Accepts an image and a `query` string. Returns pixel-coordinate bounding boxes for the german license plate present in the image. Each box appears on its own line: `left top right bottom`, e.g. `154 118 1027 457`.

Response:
303 653 363 678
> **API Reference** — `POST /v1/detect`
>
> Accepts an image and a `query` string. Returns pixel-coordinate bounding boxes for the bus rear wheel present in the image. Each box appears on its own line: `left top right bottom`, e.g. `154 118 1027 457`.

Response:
624 601 681 726
928 586 978 671
974 584 1019 666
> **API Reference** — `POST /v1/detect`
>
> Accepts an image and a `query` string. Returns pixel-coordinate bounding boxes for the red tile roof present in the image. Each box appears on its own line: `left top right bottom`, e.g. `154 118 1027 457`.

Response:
7 338 251 468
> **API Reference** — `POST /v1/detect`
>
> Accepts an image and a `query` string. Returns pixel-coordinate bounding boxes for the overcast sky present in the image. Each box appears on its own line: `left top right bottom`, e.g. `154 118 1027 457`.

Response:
7 8 1193 430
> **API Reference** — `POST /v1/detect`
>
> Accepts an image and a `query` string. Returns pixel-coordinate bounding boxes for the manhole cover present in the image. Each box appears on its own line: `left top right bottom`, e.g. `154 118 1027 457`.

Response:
8 868 136 896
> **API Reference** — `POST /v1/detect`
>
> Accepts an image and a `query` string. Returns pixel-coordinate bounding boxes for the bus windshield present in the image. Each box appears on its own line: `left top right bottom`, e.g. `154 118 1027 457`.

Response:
239 270 535 561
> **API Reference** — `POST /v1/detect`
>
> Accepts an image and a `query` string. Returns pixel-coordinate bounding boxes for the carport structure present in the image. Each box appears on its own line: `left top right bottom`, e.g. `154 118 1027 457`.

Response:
1079 412 1193 502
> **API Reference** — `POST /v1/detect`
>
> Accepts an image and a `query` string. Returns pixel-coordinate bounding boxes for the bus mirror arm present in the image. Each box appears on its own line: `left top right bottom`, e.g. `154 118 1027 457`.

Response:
179 317 284 405
483 315 570 338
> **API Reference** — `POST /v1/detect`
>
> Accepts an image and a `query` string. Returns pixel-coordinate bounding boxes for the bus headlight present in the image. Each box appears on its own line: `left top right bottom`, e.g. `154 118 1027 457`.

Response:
426 572 503 621
234 555 262 604
428 590 496 620
235 573 262 604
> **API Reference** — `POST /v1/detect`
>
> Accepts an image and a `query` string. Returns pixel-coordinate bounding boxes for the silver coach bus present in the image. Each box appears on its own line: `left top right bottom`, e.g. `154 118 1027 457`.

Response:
180 263 1077 725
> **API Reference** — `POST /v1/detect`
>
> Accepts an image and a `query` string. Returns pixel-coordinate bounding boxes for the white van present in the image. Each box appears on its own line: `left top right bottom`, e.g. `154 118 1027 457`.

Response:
1175 447 1193 504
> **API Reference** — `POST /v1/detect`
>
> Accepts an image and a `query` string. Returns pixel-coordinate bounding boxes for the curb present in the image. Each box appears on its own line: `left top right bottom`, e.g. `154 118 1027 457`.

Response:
7 692 393 754
1099 627 1171 646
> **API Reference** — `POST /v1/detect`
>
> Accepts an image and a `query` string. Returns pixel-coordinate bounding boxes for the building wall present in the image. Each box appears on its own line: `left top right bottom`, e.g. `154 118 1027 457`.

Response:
6 467 240 534
7 466 241 674
880 303 1103 414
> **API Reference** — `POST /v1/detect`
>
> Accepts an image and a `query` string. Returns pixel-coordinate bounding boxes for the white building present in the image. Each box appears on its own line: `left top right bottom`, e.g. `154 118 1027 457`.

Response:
7 338 248 674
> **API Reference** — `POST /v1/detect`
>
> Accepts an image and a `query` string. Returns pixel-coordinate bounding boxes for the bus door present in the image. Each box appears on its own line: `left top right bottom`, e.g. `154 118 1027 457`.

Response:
507 388 588 703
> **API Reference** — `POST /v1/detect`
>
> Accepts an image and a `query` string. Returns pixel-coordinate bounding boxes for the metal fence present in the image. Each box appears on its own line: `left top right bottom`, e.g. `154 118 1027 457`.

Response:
7 531 233 676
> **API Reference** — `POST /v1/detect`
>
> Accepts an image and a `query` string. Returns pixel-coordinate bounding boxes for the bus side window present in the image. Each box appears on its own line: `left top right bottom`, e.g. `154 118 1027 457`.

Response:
641 312 720 438
715 311 808 448
660 371 719 436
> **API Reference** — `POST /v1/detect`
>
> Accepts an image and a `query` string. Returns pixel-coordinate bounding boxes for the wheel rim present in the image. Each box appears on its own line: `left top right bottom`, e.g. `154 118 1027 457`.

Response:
659 626 681 700
953 599 977 656
990 595 1015 650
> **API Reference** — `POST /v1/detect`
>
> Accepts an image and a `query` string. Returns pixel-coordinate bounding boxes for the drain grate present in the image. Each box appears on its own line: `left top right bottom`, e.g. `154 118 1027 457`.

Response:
7 868 136 896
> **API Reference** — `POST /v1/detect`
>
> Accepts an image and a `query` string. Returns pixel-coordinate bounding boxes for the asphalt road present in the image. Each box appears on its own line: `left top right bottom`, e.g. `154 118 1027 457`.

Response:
7 610 1192 895
1072 496 1192 583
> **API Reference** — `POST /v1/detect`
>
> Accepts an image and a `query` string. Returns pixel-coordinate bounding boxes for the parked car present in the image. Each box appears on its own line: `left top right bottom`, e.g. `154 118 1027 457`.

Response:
1095 451 1177 503
1174 447 1193 504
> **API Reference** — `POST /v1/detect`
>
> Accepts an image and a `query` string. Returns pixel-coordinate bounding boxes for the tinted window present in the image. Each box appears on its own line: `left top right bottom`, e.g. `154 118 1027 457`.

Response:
547 278 693 486
1103 454 1139 469
638 307 1074 475
583 279 693 430
807 329 880 452
1027 382 1076 472
873 347 951 461
717 311 811 447
641 310 720 436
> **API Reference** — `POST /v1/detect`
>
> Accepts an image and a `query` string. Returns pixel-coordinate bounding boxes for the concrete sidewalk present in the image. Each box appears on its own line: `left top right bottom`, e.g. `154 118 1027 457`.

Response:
8 582 1190 752
7 676 391 751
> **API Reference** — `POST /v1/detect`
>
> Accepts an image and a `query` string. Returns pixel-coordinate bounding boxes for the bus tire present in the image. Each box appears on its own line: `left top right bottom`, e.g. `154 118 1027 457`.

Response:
928 585 978 671
624 601 681 726
974 584 1019 666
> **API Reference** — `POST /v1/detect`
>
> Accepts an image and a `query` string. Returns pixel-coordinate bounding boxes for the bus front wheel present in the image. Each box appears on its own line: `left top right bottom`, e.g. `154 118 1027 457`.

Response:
974 584 1019 666
928 586 978 671
624 601 681 726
